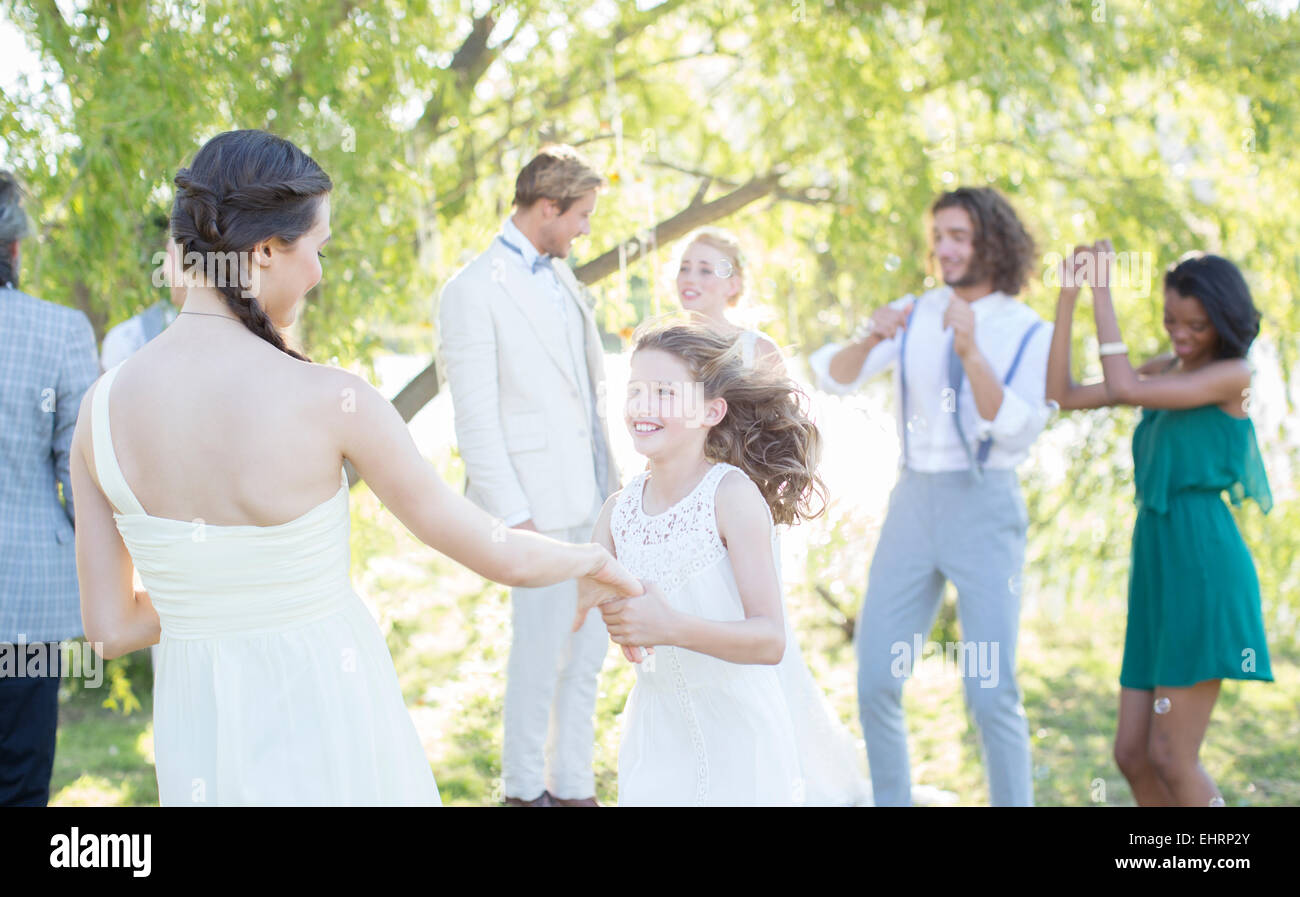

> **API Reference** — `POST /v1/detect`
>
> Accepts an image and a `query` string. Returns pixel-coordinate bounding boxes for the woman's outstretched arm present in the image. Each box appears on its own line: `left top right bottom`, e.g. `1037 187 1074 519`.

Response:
334 369 641 626
1091 240 1250 410
1046 245 1113 410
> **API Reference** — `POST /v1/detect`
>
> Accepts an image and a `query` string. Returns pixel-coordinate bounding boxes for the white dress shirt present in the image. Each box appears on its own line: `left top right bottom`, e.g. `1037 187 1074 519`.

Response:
808 285 1054 472
496 217 600 525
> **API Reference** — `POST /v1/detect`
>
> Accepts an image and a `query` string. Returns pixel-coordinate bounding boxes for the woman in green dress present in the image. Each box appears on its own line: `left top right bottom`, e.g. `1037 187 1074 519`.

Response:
1046 242 1272 807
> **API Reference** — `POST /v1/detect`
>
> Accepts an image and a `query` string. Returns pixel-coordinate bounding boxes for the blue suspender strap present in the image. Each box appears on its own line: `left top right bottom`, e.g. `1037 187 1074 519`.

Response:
898 305 913 470
974 319 1044 466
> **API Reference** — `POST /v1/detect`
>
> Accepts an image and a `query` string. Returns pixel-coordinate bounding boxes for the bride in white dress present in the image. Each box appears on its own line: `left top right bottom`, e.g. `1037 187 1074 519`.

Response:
595 318 871 806
69 130 639 806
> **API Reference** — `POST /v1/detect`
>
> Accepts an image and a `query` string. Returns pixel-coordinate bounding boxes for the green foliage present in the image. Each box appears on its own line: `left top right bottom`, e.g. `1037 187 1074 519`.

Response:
7 0 1296 801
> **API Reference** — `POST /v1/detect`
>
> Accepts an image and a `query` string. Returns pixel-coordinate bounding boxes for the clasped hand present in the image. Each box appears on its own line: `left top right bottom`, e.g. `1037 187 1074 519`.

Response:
599 579 676 665
1059 238 1117 299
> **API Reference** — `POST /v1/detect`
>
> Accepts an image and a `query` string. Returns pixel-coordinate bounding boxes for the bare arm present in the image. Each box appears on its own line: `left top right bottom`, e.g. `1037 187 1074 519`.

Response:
1092 284 1249 409
335 370 633 593
73 384 160 660
1046 281 1114 410
600 471 786 665
755 335 788 376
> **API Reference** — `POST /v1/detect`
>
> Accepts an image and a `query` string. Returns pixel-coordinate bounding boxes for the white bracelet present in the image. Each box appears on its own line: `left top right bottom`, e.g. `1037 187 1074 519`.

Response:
1098 341 1128 357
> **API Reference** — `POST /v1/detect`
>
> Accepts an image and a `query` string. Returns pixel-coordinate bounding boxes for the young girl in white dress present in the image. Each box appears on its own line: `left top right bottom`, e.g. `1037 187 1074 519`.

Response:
673 227 872 804
594 317 871 806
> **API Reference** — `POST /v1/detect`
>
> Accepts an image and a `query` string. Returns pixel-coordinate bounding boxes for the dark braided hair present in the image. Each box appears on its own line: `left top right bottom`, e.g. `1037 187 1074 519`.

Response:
632 316 828 527
170 130 332 361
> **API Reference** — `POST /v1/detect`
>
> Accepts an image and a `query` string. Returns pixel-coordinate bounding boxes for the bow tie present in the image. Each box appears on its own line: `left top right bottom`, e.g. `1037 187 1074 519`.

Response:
497 234 553 274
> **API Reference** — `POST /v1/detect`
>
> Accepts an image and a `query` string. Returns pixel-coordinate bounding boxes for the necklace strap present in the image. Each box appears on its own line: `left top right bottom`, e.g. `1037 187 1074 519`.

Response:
179 310 241 322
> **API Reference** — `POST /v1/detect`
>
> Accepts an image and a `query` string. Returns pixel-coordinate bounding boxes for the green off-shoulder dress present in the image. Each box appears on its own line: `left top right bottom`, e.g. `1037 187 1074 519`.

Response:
1121 404 1274 690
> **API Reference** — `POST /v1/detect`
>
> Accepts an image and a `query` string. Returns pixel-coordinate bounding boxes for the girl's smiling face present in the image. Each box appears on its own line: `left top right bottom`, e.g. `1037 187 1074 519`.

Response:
626 347 725 458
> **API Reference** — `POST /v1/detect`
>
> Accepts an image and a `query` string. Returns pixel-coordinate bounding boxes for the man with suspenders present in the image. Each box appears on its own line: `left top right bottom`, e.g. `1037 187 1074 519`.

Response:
809 187 1053 806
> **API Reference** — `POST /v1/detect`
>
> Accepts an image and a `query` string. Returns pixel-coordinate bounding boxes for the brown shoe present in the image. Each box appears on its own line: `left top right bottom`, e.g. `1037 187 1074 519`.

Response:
502 790 558 807
551 795 600 807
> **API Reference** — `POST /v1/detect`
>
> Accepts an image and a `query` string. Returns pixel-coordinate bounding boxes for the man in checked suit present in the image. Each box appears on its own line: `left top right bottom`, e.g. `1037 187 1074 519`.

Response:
0 171 101 805
437 146 621 806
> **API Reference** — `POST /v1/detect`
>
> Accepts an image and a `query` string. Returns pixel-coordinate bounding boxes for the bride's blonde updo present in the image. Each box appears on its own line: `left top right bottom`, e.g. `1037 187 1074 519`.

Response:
678 227 747 307
631 315 826 526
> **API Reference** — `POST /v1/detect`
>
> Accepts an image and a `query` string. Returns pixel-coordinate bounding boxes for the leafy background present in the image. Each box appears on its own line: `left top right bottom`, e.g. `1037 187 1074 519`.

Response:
3 0 1296 805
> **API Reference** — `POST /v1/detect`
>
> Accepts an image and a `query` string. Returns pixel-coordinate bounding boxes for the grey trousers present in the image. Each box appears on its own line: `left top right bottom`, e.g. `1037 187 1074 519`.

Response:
855 468 1034 806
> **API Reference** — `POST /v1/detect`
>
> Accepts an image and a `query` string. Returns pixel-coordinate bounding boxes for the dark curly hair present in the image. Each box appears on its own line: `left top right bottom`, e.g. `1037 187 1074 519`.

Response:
1164 253 1261 359
929 186 1036 296
631 316 827 527
170 129 332 361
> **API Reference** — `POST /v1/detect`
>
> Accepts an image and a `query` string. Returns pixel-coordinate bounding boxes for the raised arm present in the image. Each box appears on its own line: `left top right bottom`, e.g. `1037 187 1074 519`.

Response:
334 369 640 626
73 384 160 660
599 471 786 665
1046 245 1114 411
1091 240 1250 410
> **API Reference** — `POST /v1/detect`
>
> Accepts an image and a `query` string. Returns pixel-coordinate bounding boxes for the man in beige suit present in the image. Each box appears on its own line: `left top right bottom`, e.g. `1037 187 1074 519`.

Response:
437 146 621 806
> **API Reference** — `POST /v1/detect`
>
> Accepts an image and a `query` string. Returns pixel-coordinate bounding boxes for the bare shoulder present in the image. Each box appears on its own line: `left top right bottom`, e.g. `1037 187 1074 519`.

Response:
304 362 386 409
593 489 624 549
295 363 395 448
714 467 772 544
1136 352 1178 377
597 488 624 522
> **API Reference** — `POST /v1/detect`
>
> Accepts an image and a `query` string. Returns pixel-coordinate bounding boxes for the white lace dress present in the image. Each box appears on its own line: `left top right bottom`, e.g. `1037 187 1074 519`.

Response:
608 462 807 805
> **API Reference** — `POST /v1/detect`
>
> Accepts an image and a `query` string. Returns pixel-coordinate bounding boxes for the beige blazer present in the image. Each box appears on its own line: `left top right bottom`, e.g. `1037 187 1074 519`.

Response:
437 237 622 533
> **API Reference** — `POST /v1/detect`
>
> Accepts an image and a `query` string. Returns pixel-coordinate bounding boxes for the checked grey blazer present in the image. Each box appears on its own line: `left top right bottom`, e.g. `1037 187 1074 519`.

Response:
0 286 100 643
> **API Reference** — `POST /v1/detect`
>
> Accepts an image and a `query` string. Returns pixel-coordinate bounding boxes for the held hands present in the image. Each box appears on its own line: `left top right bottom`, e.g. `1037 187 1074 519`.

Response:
1058 239 1117 304
574 546 644 633
599 579 678 663
1059 244 1094 302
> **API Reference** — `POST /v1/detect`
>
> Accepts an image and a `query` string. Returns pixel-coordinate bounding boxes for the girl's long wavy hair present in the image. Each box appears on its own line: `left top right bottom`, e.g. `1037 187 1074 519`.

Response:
632 316 827 526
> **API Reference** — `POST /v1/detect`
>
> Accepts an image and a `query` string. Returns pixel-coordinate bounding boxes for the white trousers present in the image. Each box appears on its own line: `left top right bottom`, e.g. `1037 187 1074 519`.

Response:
501 517 610 801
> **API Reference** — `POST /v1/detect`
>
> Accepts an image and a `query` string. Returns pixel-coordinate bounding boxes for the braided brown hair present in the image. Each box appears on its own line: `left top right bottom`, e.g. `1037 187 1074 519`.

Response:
632 316 827 526
170 130 332 361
